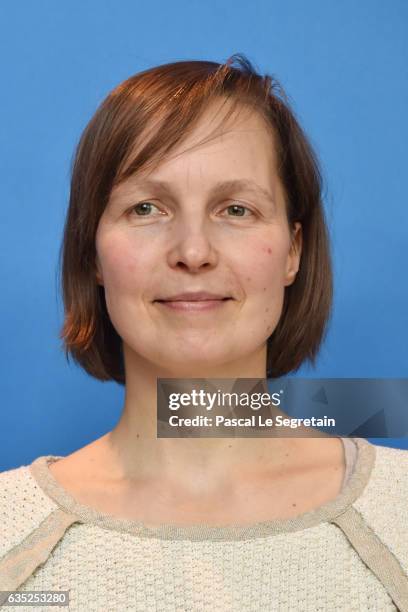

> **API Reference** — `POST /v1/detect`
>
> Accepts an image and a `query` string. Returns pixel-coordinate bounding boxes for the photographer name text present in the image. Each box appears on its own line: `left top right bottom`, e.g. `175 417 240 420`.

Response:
166 415 336 429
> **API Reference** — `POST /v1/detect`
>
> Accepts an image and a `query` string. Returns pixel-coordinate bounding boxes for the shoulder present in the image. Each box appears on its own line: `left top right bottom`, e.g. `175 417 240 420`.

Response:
0 458 59 558
353 440 408 571
358 440 408 501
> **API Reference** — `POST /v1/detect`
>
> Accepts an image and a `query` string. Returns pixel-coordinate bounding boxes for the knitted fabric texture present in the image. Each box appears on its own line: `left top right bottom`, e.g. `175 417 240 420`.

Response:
0 437 408 612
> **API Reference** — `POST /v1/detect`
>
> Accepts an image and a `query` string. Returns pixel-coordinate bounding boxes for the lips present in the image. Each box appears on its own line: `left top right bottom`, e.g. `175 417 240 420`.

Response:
154 296 232 312
155 292 232 302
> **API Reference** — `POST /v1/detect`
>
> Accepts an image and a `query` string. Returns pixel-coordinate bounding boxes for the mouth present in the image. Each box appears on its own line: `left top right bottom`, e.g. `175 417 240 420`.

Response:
154 297 233 312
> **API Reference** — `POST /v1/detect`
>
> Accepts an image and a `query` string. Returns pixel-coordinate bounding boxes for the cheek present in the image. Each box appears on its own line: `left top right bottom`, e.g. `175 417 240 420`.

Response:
241 240 289 290
239 241 289 333
97 232 151 294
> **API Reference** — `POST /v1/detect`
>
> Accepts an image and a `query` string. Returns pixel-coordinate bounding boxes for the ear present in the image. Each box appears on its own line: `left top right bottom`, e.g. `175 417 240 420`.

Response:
284 222 302 286
95 255 104 286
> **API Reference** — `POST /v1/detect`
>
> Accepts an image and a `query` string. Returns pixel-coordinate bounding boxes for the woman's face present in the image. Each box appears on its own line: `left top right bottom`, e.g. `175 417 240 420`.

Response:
95 100 302 376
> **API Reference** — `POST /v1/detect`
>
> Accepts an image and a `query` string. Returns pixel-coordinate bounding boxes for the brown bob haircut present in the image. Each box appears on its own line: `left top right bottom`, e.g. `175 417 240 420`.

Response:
59 53 333 384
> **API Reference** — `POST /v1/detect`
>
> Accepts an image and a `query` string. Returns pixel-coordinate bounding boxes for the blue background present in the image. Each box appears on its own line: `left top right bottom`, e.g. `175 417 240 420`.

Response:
1 0 407 470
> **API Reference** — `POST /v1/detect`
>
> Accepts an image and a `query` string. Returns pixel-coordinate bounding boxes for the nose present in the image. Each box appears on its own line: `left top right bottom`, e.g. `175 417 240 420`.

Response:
166 217 219 273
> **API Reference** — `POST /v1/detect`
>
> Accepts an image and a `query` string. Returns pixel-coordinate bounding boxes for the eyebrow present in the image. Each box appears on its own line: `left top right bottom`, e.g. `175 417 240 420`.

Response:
118 178 275 203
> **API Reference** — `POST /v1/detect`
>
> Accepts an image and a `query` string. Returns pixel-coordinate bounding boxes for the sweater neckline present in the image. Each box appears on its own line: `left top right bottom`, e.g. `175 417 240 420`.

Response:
28 437 376 541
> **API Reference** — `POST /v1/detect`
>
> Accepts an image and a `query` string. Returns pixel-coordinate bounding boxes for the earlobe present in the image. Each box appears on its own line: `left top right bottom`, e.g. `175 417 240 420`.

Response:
95 257 104 286
285 223 302 286
284 267 298 287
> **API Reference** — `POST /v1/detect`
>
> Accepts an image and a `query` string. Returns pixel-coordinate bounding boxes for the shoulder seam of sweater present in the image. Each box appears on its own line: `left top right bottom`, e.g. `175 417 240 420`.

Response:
0 507 79 591
332 504 408 611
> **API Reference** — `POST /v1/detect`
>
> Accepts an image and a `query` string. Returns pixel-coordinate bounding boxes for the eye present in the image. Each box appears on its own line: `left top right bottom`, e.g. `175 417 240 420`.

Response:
129 201 163 216
221 203 255 218
127 200 255 218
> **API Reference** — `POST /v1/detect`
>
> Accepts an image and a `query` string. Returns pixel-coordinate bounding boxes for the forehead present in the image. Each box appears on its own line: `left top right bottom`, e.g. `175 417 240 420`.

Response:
117 99 279 191
170 99 274 154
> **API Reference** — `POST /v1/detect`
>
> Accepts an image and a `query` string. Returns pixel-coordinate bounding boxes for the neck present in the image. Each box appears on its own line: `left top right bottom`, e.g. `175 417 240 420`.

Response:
101 344 324 497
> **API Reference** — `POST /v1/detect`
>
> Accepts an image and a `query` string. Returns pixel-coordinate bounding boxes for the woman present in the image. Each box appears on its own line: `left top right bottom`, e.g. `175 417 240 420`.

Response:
1 54 408 611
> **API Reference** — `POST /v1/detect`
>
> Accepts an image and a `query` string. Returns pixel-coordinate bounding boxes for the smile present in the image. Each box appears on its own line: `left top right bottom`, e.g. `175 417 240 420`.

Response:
154 298 233 312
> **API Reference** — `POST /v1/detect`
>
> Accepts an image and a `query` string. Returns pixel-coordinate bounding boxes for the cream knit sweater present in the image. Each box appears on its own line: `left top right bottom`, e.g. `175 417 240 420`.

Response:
0 437 408 611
